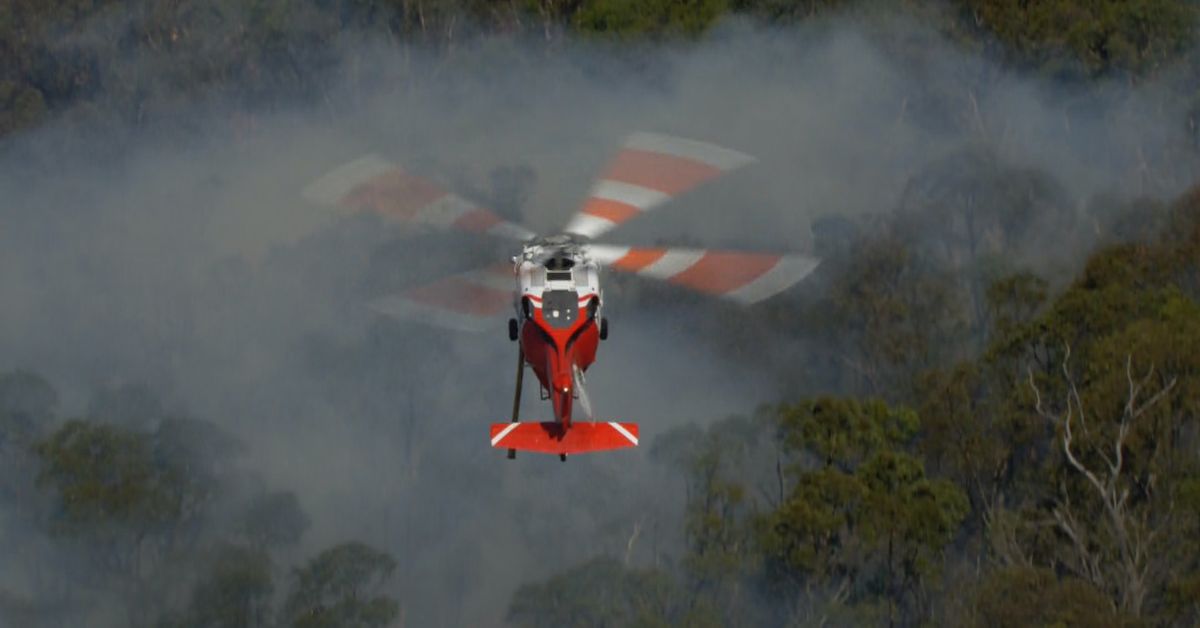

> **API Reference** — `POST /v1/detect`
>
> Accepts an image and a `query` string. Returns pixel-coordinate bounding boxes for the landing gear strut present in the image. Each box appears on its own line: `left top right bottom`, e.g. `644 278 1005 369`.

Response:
507 347 524 460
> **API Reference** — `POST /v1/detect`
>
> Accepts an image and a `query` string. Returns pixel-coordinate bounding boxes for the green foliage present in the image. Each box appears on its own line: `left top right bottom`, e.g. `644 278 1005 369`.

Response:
962 188 1200 621
0 80 46 136
959 0 1200 78
778 397 918 469
283 541 399 628
971 567 1134 627
8 2 1200 625
573 0 727 38
182 545 274 628
729 0 858 23
984 271 1048 340
1 0 1198 147
650 413 779 625
760 398 967 623
896 147 1074 352
508 557 682 628
653 416 761 577
35 419 184 532
825 236 967 394
35 413 243 536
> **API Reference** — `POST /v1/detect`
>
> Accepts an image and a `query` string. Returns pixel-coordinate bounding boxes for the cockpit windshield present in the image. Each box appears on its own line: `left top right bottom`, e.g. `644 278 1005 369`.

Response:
544 256 574 271
544 255 575 283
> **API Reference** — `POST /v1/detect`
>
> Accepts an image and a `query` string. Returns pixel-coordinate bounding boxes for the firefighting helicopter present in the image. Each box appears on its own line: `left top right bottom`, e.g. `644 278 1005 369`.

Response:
302 133 820 460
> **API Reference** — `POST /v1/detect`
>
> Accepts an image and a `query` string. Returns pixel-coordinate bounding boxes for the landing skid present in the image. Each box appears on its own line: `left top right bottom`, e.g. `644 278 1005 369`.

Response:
508 347 523 460
508 347 568 463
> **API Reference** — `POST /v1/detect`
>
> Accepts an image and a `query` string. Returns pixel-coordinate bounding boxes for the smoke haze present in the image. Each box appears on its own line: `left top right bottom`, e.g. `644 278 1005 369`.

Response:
1 12 1196 626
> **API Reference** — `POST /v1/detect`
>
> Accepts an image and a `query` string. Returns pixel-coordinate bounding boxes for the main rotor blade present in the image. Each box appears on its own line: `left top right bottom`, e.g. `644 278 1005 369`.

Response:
303 155 535 241
369 263 514 332
563 133 754 240
588 245 819 304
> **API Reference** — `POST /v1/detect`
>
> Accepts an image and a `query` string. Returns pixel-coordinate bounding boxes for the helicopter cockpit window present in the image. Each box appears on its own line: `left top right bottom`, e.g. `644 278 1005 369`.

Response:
545 256 574 282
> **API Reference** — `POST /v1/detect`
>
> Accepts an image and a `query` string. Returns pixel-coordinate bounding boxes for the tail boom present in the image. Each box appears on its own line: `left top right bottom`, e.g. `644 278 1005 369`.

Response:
490 421 638 455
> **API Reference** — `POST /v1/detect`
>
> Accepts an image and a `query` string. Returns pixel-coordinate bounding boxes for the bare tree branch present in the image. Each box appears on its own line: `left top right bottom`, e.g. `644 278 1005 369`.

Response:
1026 345 1177 616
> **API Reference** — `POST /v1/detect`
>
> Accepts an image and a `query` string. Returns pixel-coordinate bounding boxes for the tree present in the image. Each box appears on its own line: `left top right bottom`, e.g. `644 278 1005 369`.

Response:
758 398 967 625
508 557 684 628
1028 348 1182 618
282 542 399 628
894 147 1073 348
824 237 967 396
970 566 1133 627
652 413 777 627
36 420 182 535
35 415 244 625
975 192 1200 622
958 0 1199 79
573 0 727 38
179 545 274 628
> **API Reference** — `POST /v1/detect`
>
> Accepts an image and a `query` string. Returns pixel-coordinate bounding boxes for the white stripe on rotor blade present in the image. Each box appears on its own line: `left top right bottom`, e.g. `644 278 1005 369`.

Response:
491 422 520 446
608 422 638 446
414 194 476 227
564 213 617 239
582 244 630 265
726 255 821 304
590 180 670 210
302 155 394 204
487 221 536 241
624 132 755 171
639 249 705 279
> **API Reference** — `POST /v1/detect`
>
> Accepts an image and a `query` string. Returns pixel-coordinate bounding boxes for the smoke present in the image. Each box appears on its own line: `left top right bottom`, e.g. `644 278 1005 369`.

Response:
1 10 1197 627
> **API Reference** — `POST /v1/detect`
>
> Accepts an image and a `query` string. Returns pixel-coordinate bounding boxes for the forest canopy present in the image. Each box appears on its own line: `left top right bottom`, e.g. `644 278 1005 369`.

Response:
3 0 1200 140
4 1 1200 627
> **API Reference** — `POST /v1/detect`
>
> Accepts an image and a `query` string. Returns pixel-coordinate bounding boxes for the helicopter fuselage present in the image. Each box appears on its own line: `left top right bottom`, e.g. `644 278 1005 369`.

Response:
512 235 603 427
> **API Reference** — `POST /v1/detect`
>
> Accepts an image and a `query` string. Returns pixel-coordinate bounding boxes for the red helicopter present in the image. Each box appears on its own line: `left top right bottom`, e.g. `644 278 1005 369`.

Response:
303 133 819 460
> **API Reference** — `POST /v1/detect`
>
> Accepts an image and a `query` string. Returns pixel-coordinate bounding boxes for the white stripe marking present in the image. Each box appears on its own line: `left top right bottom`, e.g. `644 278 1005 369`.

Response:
302 155 396 204
564 213 617 239
491 422 521 446
487 221 537 241
623 132 755 171
590 180 670 210
726 255 820 303
640 250 705 280
584 244 631 265
608 422 638 446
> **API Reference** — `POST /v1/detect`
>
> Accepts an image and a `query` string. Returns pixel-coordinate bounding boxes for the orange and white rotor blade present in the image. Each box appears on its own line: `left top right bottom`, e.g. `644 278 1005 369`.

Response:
369 263 515 331
588 245 819 304
563 133 754 240
303 155 534 241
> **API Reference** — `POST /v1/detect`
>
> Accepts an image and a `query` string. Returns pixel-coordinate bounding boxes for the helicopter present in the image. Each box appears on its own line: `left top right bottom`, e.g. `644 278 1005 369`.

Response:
303 132 819 460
